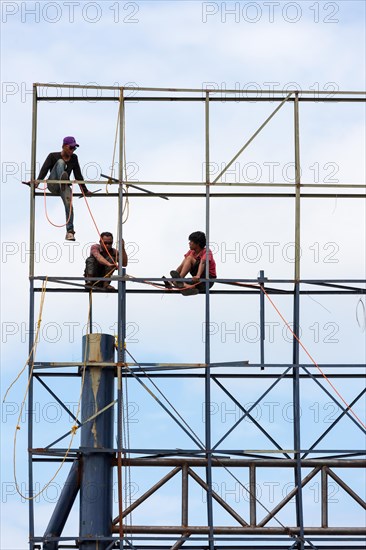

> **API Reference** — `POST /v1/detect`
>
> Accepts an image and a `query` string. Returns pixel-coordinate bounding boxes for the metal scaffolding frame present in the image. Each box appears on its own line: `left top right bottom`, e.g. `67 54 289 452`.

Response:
26 83 365 550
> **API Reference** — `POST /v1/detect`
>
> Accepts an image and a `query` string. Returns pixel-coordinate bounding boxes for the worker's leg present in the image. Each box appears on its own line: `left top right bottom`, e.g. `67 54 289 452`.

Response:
170 257 199 292
47 159 66 188
101 261 116 289
84 256 105 288
60 183 74 233
189 260 215 292
176 255 197 278
47 160 74 234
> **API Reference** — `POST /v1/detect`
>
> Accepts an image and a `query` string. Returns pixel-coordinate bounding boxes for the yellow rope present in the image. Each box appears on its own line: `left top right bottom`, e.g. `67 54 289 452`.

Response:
11 281 92 501
3 279 48 403
106 97 122 194
86 266 116 291
105 90 129 262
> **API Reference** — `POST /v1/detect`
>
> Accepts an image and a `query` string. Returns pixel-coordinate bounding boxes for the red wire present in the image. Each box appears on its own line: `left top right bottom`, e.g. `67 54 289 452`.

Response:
206 278 365 430
80 186 118 267
251 282 365 430
43 182 74 228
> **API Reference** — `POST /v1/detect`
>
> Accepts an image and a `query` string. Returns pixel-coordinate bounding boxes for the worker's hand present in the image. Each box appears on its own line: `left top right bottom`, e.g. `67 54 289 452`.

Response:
84 190 93 197
192 276 200 283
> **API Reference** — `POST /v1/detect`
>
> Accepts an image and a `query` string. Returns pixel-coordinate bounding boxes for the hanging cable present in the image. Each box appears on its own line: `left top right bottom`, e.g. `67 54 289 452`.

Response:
43 182 74 228
259 284 366 430
9 282 92 500
356 297 366 332
120 346 317 548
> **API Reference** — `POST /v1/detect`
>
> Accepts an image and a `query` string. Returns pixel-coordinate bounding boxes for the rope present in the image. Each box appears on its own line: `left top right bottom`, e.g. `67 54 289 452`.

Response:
122 359 133 542
80 186 118 267
259 284 366 430
43 181 74 228
10 283 92 500
86 266 117 291
107 98 122 192
125 273 201 293
115 92 130 247
120 346 310 546
356 298 366 332
123 273 365 429
3 278 48 402
120 97 130 227
106 93 130 230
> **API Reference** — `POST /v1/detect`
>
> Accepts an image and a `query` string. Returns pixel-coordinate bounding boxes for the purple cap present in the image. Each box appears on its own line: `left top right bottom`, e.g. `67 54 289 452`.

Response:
63 136 79 148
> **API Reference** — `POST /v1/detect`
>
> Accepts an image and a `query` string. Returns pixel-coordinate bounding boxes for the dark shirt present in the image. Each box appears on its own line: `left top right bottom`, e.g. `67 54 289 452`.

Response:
90 244 118 264
37 152 87 191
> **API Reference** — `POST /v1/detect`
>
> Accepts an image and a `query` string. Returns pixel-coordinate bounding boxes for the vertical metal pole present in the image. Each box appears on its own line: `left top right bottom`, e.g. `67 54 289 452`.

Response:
89 292 93 334
28 83 38 550
249 465 256 527
294 92 301 282
204 91 214 550
293 92 304 550
117 88 126 549
321 466 328 528
80 334 115 550
181 463 188 527
259 270 265 369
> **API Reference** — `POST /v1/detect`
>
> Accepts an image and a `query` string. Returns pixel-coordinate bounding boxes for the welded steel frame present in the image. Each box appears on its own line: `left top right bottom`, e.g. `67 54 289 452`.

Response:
26 83 366 550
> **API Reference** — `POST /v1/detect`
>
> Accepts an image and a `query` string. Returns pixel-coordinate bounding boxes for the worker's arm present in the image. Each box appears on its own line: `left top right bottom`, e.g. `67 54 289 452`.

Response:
116 240 128 267
91 245 117 267
31 153 54 187
121 239 128 267
73 155 92 195
193 259 206 280
175 259 184 273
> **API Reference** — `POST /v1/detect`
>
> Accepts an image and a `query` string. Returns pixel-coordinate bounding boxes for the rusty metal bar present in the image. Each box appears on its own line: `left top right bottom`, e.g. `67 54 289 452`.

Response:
249 465 256 527
258 467 320 527
112 467 181 525
111 525 366 534
188 468 249 527
321 467 328 528
182 463 188 527
112 457 366 467
326 467 366 509
170 533 191 550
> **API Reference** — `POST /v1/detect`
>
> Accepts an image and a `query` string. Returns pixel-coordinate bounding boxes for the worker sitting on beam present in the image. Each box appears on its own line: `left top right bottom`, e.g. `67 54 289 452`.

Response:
84 232 128 291
34 136 92 241
164 231 217 296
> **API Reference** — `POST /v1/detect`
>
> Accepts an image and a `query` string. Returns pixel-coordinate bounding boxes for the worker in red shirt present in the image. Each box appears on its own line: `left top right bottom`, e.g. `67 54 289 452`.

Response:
165 231 217 296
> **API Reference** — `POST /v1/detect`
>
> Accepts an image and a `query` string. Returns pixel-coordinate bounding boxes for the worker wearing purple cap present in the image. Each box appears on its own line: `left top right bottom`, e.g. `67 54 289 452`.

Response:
35 136 92 241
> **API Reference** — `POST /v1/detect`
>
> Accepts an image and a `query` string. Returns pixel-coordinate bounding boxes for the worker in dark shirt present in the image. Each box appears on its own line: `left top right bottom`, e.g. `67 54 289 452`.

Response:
36 136 92 241
84 232 128 291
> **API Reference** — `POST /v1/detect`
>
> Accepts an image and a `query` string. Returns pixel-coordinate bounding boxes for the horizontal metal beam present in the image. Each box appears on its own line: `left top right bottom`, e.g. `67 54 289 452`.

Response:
32 182 366 188
33 82 366 94
30 449 366 464
111 526 366 535
37 96 366 103
33 288 366 296
35 192 366 200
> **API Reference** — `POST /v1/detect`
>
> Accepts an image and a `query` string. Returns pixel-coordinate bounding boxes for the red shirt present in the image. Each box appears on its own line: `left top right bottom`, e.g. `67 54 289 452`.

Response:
184 248 217 278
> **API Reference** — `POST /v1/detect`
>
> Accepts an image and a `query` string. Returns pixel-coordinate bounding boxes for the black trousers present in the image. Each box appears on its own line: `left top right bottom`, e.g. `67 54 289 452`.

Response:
189 260 215 293
84 256 115 287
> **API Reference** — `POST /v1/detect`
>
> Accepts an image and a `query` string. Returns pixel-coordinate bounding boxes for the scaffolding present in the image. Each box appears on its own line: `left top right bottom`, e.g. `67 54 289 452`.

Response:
24 83 365 550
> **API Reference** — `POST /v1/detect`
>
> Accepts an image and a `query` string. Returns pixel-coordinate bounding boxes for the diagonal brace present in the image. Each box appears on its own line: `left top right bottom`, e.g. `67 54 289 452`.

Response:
213 92 293 183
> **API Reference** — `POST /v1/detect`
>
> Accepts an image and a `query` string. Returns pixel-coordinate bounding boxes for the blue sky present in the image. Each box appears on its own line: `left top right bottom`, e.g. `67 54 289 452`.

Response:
1 1 365 548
